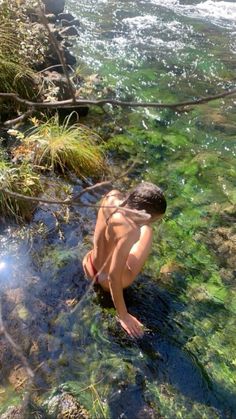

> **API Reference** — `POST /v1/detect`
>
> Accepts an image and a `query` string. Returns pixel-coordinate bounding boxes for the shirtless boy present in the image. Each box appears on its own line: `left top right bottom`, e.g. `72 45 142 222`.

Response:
83 182 167 338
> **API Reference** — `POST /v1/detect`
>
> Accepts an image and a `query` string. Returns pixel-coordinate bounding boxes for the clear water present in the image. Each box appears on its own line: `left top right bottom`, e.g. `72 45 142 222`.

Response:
0 1 236 418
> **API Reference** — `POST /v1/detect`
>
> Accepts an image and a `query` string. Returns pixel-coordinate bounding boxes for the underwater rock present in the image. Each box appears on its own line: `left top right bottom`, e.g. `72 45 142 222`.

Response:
42 0 65 15
61 18 80 28
160 261 182 274
58 13 75 22
8 366 28 391
0 406 24 419
46 392 90 418
209 226 236 270
60 26 79 37
45 13 57 23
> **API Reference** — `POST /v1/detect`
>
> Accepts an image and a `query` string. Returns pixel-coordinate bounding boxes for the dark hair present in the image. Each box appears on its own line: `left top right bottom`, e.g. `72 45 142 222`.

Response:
121 182 167 215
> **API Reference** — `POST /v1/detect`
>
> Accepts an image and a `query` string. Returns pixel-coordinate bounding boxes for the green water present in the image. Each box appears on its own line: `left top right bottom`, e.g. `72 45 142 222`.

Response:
0 0 235 417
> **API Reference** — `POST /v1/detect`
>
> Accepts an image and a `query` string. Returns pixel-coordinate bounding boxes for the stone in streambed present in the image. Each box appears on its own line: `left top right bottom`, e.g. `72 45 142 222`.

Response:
61 18 80 27
60 26 79 37
45 13 57 23
46 392 90 418
42 0 65 15
0 406 25 419
58 12 75 21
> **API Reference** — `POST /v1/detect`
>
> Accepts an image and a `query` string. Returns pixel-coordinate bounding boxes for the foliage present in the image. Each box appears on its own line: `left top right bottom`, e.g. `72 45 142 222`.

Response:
0 1 46 100
11 115 106 177
0 158 42 221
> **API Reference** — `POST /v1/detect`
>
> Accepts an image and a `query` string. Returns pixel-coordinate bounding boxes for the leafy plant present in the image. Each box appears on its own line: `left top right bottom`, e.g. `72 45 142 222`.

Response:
0 159 42 221
0 7 42 99
14 115 106 177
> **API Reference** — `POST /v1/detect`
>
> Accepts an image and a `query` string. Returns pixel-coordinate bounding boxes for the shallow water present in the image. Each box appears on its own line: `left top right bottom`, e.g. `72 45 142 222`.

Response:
0 0 236 418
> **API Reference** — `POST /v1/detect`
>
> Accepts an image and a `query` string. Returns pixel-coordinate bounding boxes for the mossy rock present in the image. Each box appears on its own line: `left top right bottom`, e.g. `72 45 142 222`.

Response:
46 391 90 419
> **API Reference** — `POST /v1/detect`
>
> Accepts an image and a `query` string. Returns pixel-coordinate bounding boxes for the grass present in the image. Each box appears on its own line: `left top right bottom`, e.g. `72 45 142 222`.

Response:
0 158 42 221
0 18 39 99
15 115 106 178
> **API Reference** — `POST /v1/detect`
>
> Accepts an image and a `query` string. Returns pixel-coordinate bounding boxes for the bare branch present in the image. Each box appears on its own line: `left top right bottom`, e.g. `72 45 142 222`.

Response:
37 64 74 74
1 88 235 121
0 187 151 221
4 109 34 127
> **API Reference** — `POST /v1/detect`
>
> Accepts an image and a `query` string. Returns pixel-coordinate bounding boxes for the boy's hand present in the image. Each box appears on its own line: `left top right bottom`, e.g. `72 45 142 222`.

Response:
118 312 144 338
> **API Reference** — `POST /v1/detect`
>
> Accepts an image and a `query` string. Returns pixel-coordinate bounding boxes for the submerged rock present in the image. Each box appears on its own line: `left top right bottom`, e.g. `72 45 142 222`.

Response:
42 0 65 15
46 392 90 418
0 406 24 419
45 13 57 23
60 26 79 37
58 13 75 22
61 18 80 28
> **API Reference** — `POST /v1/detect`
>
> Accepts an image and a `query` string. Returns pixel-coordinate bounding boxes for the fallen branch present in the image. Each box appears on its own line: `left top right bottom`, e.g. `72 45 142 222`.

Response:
1 87 235 115
4 108 34 127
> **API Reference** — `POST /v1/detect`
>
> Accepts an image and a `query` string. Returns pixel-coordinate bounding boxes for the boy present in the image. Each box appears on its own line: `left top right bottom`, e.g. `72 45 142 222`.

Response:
83 182 167 338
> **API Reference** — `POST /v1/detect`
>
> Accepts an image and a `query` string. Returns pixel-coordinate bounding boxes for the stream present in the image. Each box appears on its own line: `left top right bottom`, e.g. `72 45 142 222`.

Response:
0 0 236 417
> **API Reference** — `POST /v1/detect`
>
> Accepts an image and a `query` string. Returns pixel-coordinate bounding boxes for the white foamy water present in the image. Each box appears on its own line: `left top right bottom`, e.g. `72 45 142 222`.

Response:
195 1 236 21
122 15 159 30
148 0 236 28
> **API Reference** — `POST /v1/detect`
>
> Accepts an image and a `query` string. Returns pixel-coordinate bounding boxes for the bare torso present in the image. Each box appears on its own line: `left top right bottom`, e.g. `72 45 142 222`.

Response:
83 189 153 291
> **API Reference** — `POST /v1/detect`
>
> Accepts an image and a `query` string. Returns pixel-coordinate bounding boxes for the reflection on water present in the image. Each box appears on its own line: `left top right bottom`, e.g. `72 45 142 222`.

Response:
0 0 236 417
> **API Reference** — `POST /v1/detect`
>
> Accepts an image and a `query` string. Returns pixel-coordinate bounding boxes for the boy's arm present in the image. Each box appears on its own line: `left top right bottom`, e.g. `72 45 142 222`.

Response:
108 217 144 337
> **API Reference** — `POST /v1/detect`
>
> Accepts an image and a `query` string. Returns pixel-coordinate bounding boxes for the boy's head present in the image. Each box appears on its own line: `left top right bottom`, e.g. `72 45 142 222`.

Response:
123 182 167 217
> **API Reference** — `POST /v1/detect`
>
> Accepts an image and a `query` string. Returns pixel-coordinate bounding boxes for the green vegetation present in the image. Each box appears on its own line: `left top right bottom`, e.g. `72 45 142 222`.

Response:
0 20 39 99
0 157 42 221
12 115 106 177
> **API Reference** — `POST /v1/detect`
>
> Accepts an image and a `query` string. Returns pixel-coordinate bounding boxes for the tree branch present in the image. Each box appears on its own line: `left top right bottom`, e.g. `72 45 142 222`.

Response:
1 88 235 125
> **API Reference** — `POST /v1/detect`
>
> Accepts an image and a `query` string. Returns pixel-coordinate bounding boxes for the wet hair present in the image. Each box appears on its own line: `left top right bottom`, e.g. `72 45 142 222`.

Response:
121 182 167 216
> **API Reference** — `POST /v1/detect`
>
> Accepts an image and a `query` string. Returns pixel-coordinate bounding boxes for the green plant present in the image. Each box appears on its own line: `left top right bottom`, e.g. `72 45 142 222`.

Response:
19 115 106 177
0 10 41 99
0 159 42 221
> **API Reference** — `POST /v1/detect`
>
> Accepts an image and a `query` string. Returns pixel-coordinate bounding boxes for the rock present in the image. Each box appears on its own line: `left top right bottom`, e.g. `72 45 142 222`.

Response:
8 366 28 391
61 19 71 27
42 0 65 15
62 39 73 48
58 12 75 21
0 406 25 419
61 18 80 27
63 47 77 66
60 26 79 37
46 392 90 418
45 13 57 23
43 70 76 100
160 261 182 274
70 18 80 27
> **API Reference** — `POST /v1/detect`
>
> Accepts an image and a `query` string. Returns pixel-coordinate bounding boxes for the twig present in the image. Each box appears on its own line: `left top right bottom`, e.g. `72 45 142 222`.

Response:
0 187 150 220
37 64 74 74
4 108 34 127
72 160 137 200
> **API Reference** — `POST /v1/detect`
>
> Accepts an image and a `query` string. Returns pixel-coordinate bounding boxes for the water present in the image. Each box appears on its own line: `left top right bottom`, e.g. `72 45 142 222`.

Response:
0 0 236 418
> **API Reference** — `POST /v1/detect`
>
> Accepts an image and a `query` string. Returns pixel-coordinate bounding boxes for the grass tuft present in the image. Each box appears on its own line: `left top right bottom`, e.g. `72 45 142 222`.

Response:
17 115 106 177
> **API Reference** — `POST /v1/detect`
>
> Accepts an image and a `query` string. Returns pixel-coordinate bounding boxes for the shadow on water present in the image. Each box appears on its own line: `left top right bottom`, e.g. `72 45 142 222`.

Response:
97 275 236 418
